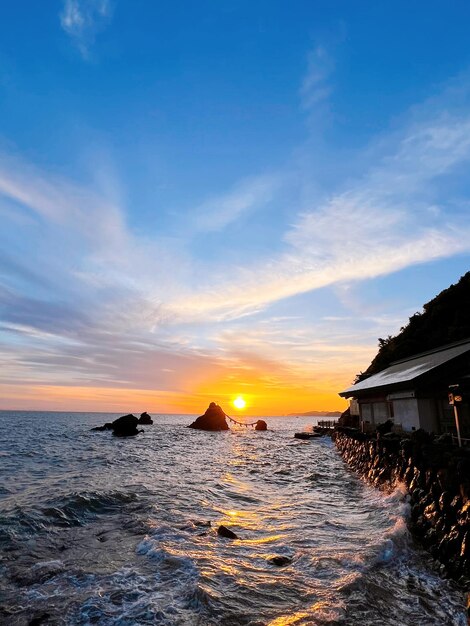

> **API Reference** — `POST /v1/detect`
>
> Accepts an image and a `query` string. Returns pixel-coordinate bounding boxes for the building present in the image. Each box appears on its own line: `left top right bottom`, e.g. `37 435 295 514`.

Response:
339 339 470 435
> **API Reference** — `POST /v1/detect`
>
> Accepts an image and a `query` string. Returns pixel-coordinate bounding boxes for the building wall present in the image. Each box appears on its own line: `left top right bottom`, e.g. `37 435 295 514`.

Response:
373 402 389 423
390 398 420 431
349 399 360 416
417 398 438 433
360 403 373 424
358 396 446 432
359 400 390 425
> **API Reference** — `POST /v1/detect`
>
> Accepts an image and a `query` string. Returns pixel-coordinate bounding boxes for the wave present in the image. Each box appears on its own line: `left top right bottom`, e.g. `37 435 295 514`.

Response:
41 490 140 525
0 490 143 549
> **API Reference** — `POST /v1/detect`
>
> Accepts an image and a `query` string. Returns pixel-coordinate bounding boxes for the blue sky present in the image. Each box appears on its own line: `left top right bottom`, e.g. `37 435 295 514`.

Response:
1 1 470 412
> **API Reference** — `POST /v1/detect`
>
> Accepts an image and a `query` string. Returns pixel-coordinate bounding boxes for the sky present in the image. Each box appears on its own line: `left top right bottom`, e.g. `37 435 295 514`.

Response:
1 1 470 415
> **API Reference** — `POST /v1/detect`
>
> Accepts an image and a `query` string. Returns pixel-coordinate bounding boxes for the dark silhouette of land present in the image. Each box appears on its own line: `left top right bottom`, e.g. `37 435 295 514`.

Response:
356 272 470 381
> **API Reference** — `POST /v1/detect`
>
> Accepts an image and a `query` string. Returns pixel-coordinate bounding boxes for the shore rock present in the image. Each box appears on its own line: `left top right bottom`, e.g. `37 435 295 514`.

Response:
255 420 267 431
338 407 360 428
188 403 229 431
138 412 153 425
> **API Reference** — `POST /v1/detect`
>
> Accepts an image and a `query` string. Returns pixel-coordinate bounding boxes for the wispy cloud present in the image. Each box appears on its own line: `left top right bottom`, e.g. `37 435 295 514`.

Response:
191 174 280 233
2 69 470 411
300 46 334 113
60 0 112 59
169 110 470 321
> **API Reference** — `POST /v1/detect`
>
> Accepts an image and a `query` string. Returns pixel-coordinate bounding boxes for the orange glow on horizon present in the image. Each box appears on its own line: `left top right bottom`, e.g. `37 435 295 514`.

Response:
0 380 348 415
0 351 353 416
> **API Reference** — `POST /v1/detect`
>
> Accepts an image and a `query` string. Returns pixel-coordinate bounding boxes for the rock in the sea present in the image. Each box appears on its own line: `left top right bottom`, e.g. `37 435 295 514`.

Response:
92 414 142 437
188 402 229 431
28 613 51 626
255 420 267 431
269 556 291 566
217 525 238 539
138 411 153 425
91 422 113 431
112 414 141 437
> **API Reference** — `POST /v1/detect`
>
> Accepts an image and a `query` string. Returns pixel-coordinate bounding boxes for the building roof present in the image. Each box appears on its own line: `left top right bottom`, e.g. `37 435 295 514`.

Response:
340 339 470 398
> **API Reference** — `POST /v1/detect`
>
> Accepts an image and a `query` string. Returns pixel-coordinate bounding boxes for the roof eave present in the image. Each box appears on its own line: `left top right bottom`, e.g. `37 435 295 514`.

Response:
339 378 419 399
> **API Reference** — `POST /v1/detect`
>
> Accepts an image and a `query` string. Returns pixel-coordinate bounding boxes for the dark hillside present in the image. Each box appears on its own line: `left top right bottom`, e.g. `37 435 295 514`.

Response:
356 271 470 381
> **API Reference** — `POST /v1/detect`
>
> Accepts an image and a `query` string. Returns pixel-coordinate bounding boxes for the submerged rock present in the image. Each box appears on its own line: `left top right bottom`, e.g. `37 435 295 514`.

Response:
28 613 51 626
255 420 267 431
138 412 153 425
188 403 229 431
217 525 238 539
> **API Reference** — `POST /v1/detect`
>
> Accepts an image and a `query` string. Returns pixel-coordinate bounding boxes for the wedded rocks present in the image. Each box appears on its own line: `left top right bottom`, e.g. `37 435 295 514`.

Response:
188 403 229 431
255 420 267 431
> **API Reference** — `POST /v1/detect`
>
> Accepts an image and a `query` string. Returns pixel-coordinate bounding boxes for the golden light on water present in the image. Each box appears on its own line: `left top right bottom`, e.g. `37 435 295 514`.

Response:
233 396 246 410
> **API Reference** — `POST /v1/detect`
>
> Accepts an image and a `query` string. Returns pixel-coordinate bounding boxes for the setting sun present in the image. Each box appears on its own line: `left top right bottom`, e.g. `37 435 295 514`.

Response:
233 396 246 410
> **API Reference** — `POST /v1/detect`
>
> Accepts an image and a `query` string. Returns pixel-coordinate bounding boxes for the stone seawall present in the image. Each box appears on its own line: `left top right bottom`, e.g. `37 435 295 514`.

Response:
332 429 470 583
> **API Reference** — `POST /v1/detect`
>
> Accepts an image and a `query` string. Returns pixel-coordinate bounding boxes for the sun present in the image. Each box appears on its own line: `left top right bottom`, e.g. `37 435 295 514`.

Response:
233 396 246 410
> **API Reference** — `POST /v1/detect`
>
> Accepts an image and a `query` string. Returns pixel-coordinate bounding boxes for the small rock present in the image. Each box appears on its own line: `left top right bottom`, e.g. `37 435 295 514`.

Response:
28 614 51 626
217 525 238 539
269 556 292 566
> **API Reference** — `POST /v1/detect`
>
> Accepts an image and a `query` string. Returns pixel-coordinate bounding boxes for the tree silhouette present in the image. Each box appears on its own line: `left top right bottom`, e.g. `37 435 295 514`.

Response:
356 272 470 381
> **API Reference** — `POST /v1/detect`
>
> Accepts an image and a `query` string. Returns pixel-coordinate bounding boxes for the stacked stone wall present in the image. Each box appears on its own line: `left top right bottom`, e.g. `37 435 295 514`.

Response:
332 428 470 582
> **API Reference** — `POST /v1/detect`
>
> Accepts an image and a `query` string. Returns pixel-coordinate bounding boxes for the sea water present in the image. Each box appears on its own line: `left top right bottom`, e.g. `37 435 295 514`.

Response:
0 411 467 625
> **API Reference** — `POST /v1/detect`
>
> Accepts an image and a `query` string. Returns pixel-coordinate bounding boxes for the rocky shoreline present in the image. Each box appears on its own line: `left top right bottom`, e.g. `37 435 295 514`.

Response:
332 428 470 591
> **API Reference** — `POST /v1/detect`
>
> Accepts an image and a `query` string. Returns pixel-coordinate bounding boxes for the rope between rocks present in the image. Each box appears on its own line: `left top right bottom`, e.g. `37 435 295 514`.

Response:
224 413 259 428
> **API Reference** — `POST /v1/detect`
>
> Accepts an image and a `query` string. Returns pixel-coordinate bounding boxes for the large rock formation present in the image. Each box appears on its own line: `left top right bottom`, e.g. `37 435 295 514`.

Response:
188 403 229 431
112 414 141 437
138 412 153 425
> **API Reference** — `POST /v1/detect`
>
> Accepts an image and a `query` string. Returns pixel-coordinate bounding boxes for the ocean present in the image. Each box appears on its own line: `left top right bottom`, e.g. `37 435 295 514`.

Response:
0 411 467 625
